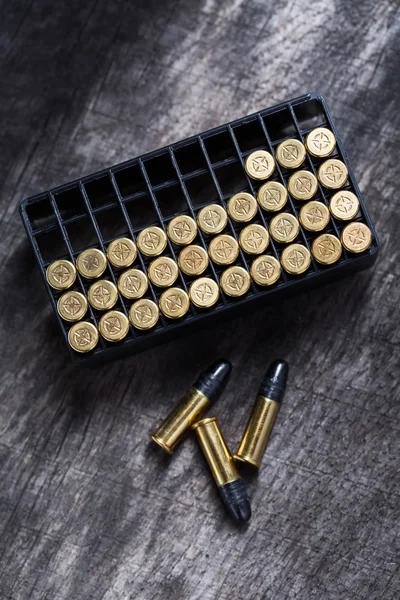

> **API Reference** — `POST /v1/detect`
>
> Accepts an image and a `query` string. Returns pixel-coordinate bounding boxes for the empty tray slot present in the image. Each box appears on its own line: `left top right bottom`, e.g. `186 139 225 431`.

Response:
233 119 267 154
54 186 88 221
85 175 117 209
144 152 177 187
174 141 208 175
35 228 69 263
125 193 160 229
263 108 297 142
214 162 249 196
203 130 237 164
185 173 218 207
155 183 188 218
293 98 327 132
65 216 99 252
95 206 129 242
114 163 148 198
25 196 58 231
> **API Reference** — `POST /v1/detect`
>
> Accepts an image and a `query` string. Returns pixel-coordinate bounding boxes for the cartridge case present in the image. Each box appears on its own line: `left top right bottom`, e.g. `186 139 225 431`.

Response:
227 192 258 223
159 287 190 319
192 417 239 486
317 159 348 189
46 259 76 290
234 359 288 468
234 396 280 467
76 248 107 279
178 245 209 276
137 226 167 257
152 387 210 454
305 127 336 158
244 150 275 180
275 139 306 169
193 417 251 521
167 215 197 245
197 204 228 235
107 237 137 268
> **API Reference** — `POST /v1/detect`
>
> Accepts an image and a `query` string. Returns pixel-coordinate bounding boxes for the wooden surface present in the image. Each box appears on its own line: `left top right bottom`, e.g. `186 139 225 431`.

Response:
1 1 399 598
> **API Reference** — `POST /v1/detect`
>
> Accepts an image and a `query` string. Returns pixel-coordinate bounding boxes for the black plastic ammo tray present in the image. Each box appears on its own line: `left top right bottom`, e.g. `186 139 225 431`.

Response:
19 93 379 365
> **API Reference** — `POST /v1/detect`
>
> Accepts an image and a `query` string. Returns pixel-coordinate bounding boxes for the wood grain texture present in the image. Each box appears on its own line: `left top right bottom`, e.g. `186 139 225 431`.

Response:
0 0 399 598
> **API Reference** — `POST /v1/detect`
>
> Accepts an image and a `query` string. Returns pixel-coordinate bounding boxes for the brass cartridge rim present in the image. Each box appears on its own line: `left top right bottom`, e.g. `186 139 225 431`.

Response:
341 222 372 254
148 256 179 287
227 192 258 223
233 453 261 468
178 244 209 276
287 170 318 201
68 321 99 353
191 416 217 430
329 190 360 221
159 287 190 319
137 226 167 257
299 200 330 232
244 150 275 180
197 204 228 235
312 233 342 265
189 277 220 308
250 255 281 286
150 433 174 454
167 215 198 246
305 127 336 158
269 212 300 244
275 138 306 169
129 299 159 330
257 181 288 212
88 279 119 311
220 266 251 298
106 237 137 268
281 243 311 275
208 234 239 265
318 159 348 189
118 268 148 300
239 223 270 255
46 259 76 290
76 248 107 279
57 290 88 322
98 310 130 342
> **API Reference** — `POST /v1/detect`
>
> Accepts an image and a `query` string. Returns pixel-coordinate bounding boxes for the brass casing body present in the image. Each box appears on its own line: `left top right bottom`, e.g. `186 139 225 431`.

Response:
151 387 209 454
234 396 280 467
192 417 239 487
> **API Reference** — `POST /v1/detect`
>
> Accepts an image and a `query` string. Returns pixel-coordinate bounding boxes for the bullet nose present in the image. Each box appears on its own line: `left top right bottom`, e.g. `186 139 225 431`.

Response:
218 479 252 522
194 359 232 402
259 359 289 403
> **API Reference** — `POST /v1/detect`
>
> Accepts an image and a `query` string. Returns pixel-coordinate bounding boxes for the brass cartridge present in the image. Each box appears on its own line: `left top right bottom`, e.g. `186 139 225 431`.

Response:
192 417 251 521
150 360 231 454
234 359 288 468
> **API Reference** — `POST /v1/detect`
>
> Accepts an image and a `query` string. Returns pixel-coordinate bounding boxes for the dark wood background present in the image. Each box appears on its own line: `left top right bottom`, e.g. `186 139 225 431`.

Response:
1 1 399 598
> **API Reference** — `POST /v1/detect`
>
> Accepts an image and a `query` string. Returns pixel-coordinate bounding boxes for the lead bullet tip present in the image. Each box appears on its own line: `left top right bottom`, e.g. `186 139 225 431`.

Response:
194 359 232 402
219 479 252 522
259 359 288 403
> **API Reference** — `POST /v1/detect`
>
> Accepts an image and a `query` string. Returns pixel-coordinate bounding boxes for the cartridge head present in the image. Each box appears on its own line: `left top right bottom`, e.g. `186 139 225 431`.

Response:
46 259 76 290
137 226 167 257
167 215 197 246
107 237 137 268
76 248 107 279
